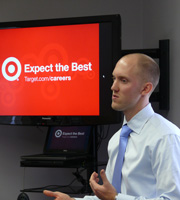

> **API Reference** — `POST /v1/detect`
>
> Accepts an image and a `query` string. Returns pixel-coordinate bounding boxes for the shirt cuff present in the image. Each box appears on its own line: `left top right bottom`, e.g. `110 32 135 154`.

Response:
117 193 135 200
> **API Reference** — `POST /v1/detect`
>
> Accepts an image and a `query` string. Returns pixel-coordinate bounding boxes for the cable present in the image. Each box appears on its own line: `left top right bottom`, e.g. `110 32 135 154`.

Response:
96 125 110 150
21 168 87 193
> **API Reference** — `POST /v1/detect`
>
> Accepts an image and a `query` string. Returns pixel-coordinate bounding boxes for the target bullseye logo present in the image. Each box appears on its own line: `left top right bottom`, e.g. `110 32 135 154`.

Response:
2 57 22 81
55 129 63 138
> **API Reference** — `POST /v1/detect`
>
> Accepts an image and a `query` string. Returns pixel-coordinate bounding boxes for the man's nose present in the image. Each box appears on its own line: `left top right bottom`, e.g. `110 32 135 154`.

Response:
111 80 118 91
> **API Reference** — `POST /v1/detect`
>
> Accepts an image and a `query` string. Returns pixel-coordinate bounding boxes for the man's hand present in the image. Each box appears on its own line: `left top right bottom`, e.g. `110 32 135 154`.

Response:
43 190 74 200
89 169 117 200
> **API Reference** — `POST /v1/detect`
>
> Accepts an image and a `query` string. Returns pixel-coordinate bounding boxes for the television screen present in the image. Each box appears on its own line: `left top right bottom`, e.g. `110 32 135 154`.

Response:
0 15 121 126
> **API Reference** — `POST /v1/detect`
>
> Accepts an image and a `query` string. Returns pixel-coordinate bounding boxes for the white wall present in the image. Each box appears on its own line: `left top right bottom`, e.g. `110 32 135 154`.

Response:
0 0 143 49
1 0 179 200
142 0 180 126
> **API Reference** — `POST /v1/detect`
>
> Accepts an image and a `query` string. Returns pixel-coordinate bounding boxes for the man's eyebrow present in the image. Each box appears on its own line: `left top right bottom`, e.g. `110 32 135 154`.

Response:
112 74 118 79
112 74 126 79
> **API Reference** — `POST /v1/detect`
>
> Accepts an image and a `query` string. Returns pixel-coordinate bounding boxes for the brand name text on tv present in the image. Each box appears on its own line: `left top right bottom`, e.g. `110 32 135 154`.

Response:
24 62 93 74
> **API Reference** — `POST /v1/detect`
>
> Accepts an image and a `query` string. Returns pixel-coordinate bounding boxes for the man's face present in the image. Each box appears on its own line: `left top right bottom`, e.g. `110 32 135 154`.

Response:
111 57 144 115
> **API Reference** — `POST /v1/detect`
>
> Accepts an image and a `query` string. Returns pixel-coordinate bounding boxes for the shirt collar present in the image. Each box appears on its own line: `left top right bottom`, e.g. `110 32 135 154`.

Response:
123 103 154 135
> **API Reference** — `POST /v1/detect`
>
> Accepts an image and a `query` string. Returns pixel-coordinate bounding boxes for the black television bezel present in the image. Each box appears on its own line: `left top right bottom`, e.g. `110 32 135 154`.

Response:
0 14 122 126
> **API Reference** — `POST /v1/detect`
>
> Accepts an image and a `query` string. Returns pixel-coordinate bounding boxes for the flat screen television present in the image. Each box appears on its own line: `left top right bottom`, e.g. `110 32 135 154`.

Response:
0 14 122 126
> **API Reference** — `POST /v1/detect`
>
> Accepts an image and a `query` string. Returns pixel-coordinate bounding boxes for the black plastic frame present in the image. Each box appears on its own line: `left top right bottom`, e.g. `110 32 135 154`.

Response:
0 14 122 125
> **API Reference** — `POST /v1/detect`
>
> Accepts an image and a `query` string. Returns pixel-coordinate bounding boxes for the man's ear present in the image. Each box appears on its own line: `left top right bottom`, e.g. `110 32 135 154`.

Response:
141 82 153 96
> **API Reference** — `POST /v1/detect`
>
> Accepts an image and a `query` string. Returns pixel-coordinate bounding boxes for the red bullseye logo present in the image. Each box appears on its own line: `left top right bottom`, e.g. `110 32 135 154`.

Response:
2 57 22 81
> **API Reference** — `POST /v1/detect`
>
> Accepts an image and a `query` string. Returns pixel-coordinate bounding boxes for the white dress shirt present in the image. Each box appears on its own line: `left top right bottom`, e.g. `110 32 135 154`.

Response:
76 104 180 200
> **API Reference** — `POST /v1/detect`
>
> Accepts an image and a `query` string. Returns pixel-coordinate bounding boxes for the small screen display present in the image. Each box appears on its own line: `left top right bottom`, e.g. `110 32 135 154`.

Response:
46 126 92 152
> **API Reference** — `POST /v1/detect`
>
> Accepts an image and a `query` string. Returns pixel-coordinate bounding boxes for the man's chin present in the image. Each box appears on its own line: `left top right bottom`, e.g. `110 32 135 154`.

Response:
111 103 121 111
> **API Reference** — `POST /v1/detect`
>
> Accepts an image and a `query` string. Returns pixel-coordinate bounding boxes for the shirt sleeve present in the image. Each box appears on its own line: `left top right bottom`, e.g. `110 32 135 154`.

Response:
116 193 168 200
117 134 180 200
75 195 99 200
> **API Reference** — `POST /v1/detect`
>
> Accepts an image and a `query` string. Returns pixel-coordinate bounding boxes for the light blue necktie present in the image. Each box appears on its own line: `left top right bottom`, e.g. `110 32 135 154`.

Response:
112 124 132 193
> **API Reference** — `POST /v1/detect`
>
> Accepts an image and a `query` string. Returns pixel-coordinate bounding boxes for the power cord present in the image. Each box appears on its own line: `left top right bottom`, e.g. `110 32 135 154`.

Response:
20 168 87 193
72 170 87 186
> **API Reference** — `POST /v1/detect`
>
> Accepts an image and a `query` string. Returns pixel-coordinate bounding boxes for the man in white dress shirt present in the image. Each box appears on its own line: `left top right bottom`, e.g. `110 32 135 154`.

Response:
44 53 180 200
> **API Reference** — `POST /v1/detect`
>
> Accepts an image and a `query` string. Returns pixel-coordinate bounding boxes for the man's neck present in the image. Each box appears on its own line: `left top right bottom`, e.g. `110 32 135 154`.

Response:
124 101 149 122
